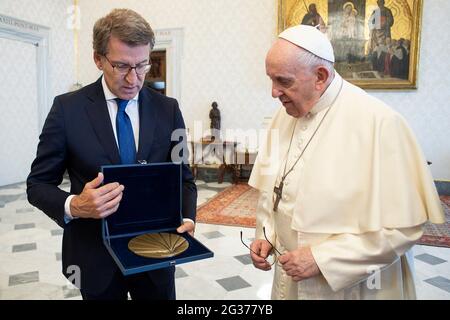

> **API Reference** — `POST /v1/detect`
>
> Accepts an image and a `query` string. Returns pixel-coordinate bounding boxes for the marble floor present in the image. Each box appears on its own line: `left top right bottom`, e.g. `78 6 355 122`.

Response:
0 179 449 300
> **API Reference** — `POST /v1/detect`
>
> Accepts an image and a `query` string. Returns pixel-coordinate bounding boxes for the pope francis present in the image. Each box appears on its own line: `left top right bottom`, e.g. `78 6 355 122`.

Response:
248 25 445 300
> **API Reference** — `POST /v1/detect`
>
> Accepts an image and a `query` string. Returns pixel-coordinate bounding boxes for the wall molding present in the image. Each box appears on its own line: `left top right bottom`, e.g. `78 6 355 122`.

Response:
0 14 50 130
153 28 183 102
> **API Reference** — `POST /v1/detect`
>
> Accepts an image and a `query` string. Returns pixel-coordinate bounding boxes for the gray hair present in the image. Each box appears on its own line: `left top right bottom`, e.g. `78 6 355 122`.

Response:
93 8 155 55
296 49 335 79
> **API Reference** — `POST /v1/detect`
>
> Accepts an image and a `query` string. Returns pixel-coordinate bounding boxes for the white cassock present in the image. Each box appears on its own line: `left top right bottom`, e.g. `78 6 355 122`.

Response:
249 72 445 300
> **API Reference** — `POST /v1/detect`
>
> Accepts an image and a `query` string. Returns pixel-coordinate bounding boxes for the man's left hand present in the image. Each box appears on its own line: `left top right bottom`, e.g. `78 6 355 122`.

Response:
177 221 195 237
278 247 320 281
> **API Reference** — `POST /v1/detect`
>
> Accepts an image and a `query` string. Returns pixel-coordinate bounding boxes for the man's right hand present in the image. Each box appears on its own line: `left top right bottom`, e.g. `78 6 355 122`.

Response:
250 239 273 271
70 172 124 219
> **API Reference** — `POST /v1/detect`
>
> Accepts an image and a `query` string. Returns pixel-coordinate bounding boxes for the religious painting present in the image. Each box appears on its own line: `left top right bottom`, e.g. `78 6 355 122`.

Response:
278 0 423 89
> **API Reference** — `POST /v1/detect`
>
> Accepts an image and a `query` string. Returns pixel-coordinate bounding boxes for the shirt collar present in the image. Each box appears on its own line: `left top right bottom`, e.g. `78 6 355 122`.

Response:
309 71 343 115
101 76 139 102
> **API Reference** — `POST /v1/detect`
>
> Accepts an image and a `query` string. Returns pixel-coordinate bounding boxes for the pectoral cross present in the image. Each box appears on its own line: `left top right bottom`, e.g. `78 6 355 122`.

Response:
273 181 284 212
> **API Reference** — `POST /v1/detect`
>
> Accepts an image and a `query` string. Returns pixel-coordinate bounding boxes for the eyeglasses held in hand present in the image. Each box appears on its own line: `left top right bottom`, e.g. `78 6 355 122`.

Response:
240 227 282 266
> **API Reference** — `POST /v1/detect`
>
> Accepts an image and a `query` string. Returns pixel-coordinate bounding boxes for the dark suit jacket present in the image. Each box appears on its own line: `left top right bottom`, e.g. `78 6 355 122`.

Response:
27 77 197 295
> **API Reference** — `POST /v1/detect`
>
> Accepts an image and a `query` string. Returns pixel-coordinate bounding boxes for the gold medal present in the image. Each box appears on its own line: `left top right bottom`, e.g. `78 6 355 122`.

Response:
128 232 189 258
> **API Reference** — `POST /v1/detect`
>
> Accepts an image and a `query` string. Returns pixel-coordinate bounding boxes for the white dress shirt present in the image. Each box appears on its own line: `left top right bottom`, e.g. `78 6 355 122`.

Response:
102 76 140 149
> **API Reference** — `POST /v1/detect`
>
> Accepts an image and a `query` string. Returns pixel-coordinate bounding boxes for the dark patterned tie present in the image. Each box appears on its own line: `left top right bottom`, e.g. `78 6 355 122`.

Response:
115 98 136 164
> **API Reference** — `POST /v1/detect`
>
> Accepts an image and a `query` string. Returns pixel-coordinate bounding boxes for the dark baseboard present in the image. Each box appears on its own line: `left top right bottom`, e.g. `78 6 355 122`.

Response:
435 180 450 196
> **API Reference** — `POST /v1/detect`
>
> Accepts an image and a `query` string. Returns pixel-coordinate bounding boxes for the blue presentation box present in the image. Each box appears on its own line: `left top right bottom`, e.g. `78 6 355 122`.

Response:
101 162 213 275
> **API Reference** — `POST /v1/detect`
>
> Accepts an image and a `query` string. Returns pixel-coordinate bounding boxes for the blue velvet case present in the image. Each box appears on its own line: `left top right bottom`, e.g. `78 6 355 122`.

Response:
101 162 213 275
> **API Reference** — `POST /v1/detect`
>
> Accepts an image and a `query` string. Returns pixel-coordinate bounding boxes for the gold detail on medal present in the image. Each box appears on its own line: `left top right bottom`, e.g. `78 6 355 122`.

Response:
128 233 189 258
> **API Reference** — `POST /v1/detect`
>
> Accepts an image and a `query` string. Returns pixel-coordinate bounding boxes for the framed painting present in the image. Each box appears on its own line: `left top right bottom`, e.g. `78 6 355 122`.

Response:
278 0 423 89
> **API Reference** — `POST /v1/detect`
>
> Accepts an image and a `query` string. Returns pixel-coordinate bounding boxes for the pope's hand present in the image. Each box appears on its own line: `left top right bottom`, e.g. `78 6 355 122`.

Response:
249 239 273 271
278 247 320 281
177 220 195 237
70 173 124 219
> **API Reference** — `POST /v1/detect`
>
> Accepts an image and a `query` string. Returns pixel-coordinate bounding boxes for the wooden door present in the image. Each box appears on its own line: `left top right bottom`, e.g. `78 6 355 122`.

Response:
145 50 166 95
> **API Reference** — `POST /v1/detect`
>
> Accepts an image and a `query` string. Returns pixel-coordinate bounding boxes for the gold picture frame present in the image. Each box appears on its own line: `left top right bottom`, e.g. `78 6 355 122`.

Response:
278 0 423 90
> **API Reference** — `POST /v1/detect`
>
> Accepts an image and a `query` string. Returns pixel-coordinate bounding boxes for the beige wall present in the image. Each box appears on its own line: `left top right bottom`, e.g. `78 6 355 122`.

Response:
1 0 448 179
77 0 279 134
76 0 450 180
0 0 75 100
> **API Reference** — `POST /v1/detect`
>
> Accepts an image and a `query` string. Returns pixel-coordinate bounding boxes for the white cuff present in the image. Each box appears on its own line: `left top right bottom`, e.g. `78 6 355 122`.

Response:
64 195 78 222
183 218 195 225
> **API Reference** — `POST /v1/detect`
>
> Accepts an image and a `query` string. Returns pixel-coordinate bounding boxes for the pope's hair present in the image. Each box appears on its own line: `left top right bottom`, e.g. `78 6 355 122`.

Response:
296 48 334 80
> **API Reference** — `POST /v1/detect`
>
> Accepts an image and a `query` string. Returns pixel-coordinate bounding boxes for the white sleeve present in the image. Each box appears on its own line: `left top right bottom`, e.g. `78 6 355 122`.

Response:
255 191 276 243
310 225 423 292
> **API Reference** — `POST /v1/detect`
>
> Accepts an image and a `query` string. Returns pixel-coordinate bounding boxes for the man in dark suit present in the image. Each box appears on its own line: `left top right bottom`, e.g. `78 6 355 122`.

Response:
26 8 196 300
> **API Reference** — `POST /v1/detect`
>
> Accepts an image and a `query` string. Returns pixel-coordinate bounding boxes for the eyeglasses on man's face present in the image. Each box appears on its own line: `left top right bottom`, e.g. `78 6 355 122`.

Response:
240 227 282 266
103 55 152 76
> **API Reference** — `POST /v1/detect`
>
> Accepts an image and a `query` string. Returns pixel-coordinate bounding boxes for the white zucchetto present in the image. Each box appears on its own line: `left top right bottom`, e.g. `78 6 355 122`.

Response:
279 25 335 63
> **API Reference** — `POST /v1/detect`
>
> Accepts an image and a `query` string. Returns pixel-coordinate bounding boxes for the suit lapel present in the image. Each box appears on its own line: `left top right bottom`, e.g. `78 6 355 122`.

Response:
85 78 121 164
136 88 157 162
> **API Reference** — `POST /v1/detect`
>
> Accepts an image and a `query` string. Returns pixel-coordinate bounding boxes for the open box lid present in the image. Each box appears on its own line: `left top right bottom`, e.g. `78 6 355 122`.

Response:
101 162 182 238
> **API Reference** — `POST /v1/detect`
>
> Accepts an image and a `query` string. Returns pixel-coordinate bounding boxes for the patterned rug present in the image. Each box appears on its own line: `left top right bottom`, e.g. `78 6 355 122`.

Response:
197 183 258 228
418 196 450 247
197 184 450 248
